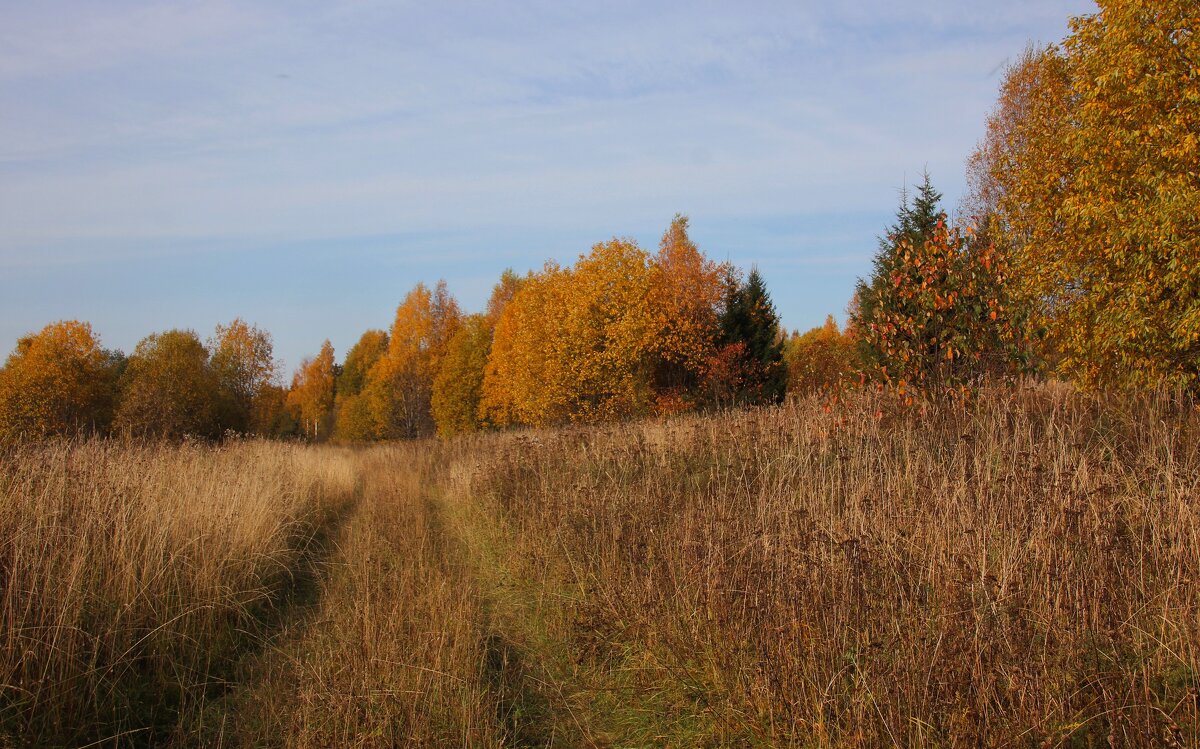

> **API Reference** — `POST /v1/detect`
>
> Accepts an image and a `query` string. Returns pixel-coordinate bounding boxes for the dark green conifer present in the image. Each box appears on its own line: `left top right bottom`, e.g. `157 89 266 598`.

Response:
718 267 786 404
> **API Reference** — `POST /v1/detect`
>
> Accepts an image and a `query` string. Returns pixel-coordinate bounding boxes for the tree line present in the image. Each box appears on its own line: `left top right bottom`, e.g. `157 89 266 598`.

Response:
1 0 1194 442
0 216 792 442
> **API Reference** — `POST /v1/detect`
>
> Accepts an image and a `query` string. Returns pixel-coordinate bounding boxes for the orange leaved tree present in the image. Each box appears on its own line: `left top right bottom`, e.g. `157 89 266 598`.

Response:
431 271 529 438
784 316 857 396
480 264 571 427
332 329 388 442
432 314 493 437
649 214 727 412
287 340 336 441
483 218 735 426
0 321 120 440
854 220 1029 394
482 240 660 427
364 281 461 439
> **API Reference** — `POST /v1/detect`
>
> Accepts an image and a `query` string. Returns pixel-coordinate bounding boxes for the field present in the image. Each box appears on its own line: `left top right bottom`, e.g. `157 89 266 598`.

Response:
2 388 1198 747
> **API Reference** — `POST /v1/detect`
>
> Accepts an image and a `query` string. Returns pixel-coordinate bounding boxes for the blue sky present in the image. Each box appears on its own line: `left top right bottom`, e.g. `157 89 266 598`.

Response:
1 0 1096 375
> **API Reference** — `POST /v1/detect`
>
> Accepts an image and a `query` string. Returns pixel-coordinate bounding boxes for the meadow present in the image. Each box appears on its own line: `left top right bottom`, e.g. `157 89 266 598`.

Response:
2 387 1198 748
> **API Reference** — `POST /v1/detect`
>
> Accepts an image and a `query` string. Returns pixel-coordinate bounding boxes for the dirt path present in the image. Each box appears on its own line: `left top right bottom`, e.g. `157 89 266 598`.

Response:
176 445 639 748
175 447 509 747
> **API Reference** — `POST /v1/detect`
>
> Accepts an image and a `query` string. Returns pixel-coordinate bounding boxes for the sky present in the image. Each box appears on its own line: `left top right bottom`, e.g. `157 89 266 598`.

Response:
0 0 1097 375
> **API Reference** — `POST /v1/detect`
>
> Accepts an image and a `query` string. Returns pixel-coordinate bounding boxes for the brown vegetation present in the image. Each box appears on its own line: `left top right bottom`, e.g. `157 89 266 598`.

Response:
468 387 1200 746
3 387 1198 747
0 440 358 747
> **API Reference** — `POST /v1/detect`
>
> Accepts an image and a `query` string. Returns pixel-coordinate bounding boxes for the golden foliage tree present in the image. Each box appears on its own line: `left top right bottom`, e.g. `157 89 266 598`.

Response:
784 315 857 395
970 1 1200 388
431 315 492 437
483 219 734 427
252 383 298 438
482 240 660 427
114 329 220 439
649 215 727 412
485 268 528 325
0 321 119 440
332 330 387 442
287 340 336 441
209 318 276 435
966 45 1073 373
563 239 658 421
430 271 528 438
481 264 570 427
336 330 387 398
963 46 1071 234
365 281 461 439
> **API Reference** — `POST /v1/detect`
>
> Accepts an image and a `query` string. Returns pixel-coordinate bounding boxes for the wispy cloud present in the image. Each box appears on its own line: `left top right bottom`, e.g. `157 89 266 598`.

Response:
0 0 1096 368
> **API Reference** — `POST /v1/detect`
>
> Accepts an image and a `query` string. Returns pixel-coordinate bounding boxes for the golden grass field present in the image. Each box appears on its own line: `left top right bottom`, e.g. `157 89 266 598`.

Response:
2 387 1198 747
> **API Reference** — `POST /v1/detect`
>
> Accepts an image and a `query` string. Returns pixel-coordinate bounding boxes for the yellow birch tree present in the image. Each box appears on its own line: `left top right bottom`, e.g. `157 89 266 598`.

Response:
287 340 336 441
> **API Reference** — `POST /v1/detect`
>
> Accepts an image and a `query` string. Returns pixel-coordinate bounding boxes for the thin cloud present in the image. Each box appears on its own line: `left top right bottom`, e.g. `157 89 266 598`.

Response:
0 0 1098 368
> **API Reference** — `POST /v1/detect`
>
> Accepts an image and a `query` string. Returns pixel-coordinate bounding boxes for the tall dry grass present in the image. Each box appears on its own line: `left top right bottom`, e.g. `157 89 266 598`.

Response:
468 387 1200 746
3 387 1199 748
0 440 358 747
217 442 503 748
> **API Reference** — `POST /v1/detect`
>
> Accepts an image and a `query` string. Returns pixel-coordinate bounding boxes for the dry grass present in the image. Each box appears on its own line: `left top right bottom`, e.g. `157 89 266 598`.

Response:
470 387 1200 746
0 440 359 747
215 442 503 748
3 387 1199 747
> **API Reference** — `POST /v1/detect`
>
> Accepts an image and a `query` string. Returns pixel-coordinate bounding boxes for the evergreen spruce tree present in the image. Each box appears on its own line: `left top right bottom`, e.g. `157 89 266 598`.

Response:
851 170 1032 392
852 172 945 375
717 267 786 404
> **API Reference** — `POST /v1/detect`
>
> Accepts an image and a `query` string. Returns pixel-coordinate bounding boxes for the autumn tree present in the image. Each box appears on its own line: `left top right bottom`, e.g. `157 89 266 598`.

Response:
969 1 1199 388
209 318 276 435
707 267 786 406
784 315 857 395
965 45 1073 374
431 315 493 437
853 173 1032 392
481 264 570 427
856 174 947 373
430 271 528 438
567 241 659 421
0 321 120 440
332 330 388 442
336 330 388 397
287 340 336 441
649 215 726 412
114 329 221 439
483 240 664 426
565 240 661 421
252 383 298 438
364 281 461 439
852 210 1030 392
485 268 528 325
962 45 1069 237
483 218 743 425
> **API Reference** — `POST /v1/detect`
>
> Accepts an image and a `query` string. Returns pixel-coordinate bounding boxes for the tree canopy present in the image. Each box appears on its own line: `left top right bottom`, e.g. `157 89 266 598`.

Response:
210 318 276 435
288 340 336 441
115 329 220 439
365 281 462 439
968 0 1200 388
0 321 119 440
